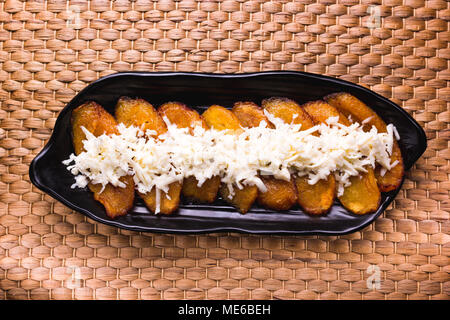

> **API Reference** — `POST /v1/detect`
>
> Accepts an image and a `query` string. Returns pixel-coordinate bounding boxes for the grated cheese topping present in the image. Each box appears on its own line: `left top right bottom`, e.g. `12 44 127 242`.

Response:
63 113 400 213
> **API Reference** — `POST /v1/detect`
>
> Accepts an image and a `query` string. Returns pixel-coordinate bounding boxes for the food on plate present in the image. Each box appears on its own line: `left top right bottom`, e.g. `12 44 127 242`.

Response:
256 176 299 211
158 102 207 133
202 104 243 132
262 97 336 215
262 97 316 129
302 100 381 214
64 93 402 218
219 182 258 214
302 99 349 125
115 97 167 137
336 167 380 214
115 97 182 215
158 102 221 203
202 105 258 213
292 175 337 214
232 101 298 211
232 101 275 129
69 101 135 219
325 93 404 192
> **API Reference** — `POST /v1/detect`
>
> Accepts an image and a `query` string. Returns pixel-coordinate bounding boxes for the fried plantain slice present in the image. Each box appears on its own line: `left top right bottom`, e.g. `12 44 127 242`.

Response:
257 176 298 211
302 100 381 215
232 101 298 211
261 97 315 129
181 175 221 203
115 96 167 136
338 167 380 214
136 182 183 215
202 104 243 132
158 102 221 203
158 101 207 132
302 100 351 126
71 101 135 219
232 101 275 129
115 97 181 215
294 175 336 215
262 97 335 215
202 105 257 214
325 93 404 192
219 183 258 214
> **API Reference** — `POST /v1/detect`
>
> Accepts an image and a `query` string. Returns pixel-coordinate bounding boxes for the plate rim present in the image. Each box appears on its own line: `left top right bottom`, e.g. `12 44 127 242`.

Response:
29 71 427 235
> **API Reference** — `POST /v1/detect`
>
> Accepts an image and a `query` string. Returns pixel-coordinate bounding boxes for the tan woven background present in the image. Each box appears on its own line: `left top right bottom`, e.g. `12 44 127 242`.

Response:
0 0 449 300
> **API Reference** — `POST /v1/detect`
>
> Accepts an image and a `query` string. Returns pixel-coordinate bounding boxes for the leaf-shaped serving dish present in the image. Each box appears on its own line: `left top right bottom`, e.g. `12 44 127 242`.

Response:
29 72 427 235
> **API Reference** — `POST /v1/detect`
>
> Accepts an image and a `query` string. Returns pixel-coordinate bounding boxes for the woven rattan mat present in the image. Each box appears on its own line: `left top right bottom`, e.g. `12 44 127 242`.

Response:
0 0 449 300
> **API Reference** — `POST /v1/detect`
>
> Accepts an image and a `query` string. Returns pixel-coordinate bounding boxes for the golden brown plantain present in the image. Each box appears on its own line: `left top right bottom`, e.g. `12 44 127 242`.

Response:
136 182 183 215
181 176 221 203
257 176 298 211
202 105 243 132
302 100 351 126
325 93 404 192
302 100 381 214
158 101 207 132
294 175 336 215
115 96 167 136
262 97 315 129
262 97 335 215
202 105 257 214
71 101 135 219
158 102 221 203
219 183 258 214
232 101 275 129
115 97 181 215
232 101 298 211
338 167 380 214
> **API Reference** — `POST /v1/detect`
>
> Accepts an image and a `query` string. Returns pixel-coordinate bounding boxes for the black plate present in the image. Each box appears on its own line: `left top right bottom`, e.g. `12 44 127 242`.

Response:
29 71 427 235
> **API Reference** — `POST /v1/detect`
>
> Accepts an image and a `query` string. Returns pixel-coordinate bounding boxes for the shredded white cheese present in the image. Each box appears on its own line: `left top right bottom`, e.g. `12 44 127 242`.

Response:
63 114 400 213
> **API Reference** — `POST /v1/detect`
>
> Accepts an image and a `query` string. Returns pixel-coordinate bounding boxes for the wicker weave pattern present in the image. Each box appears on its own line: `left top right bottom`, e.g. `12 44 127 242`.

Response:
0 0 448 300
